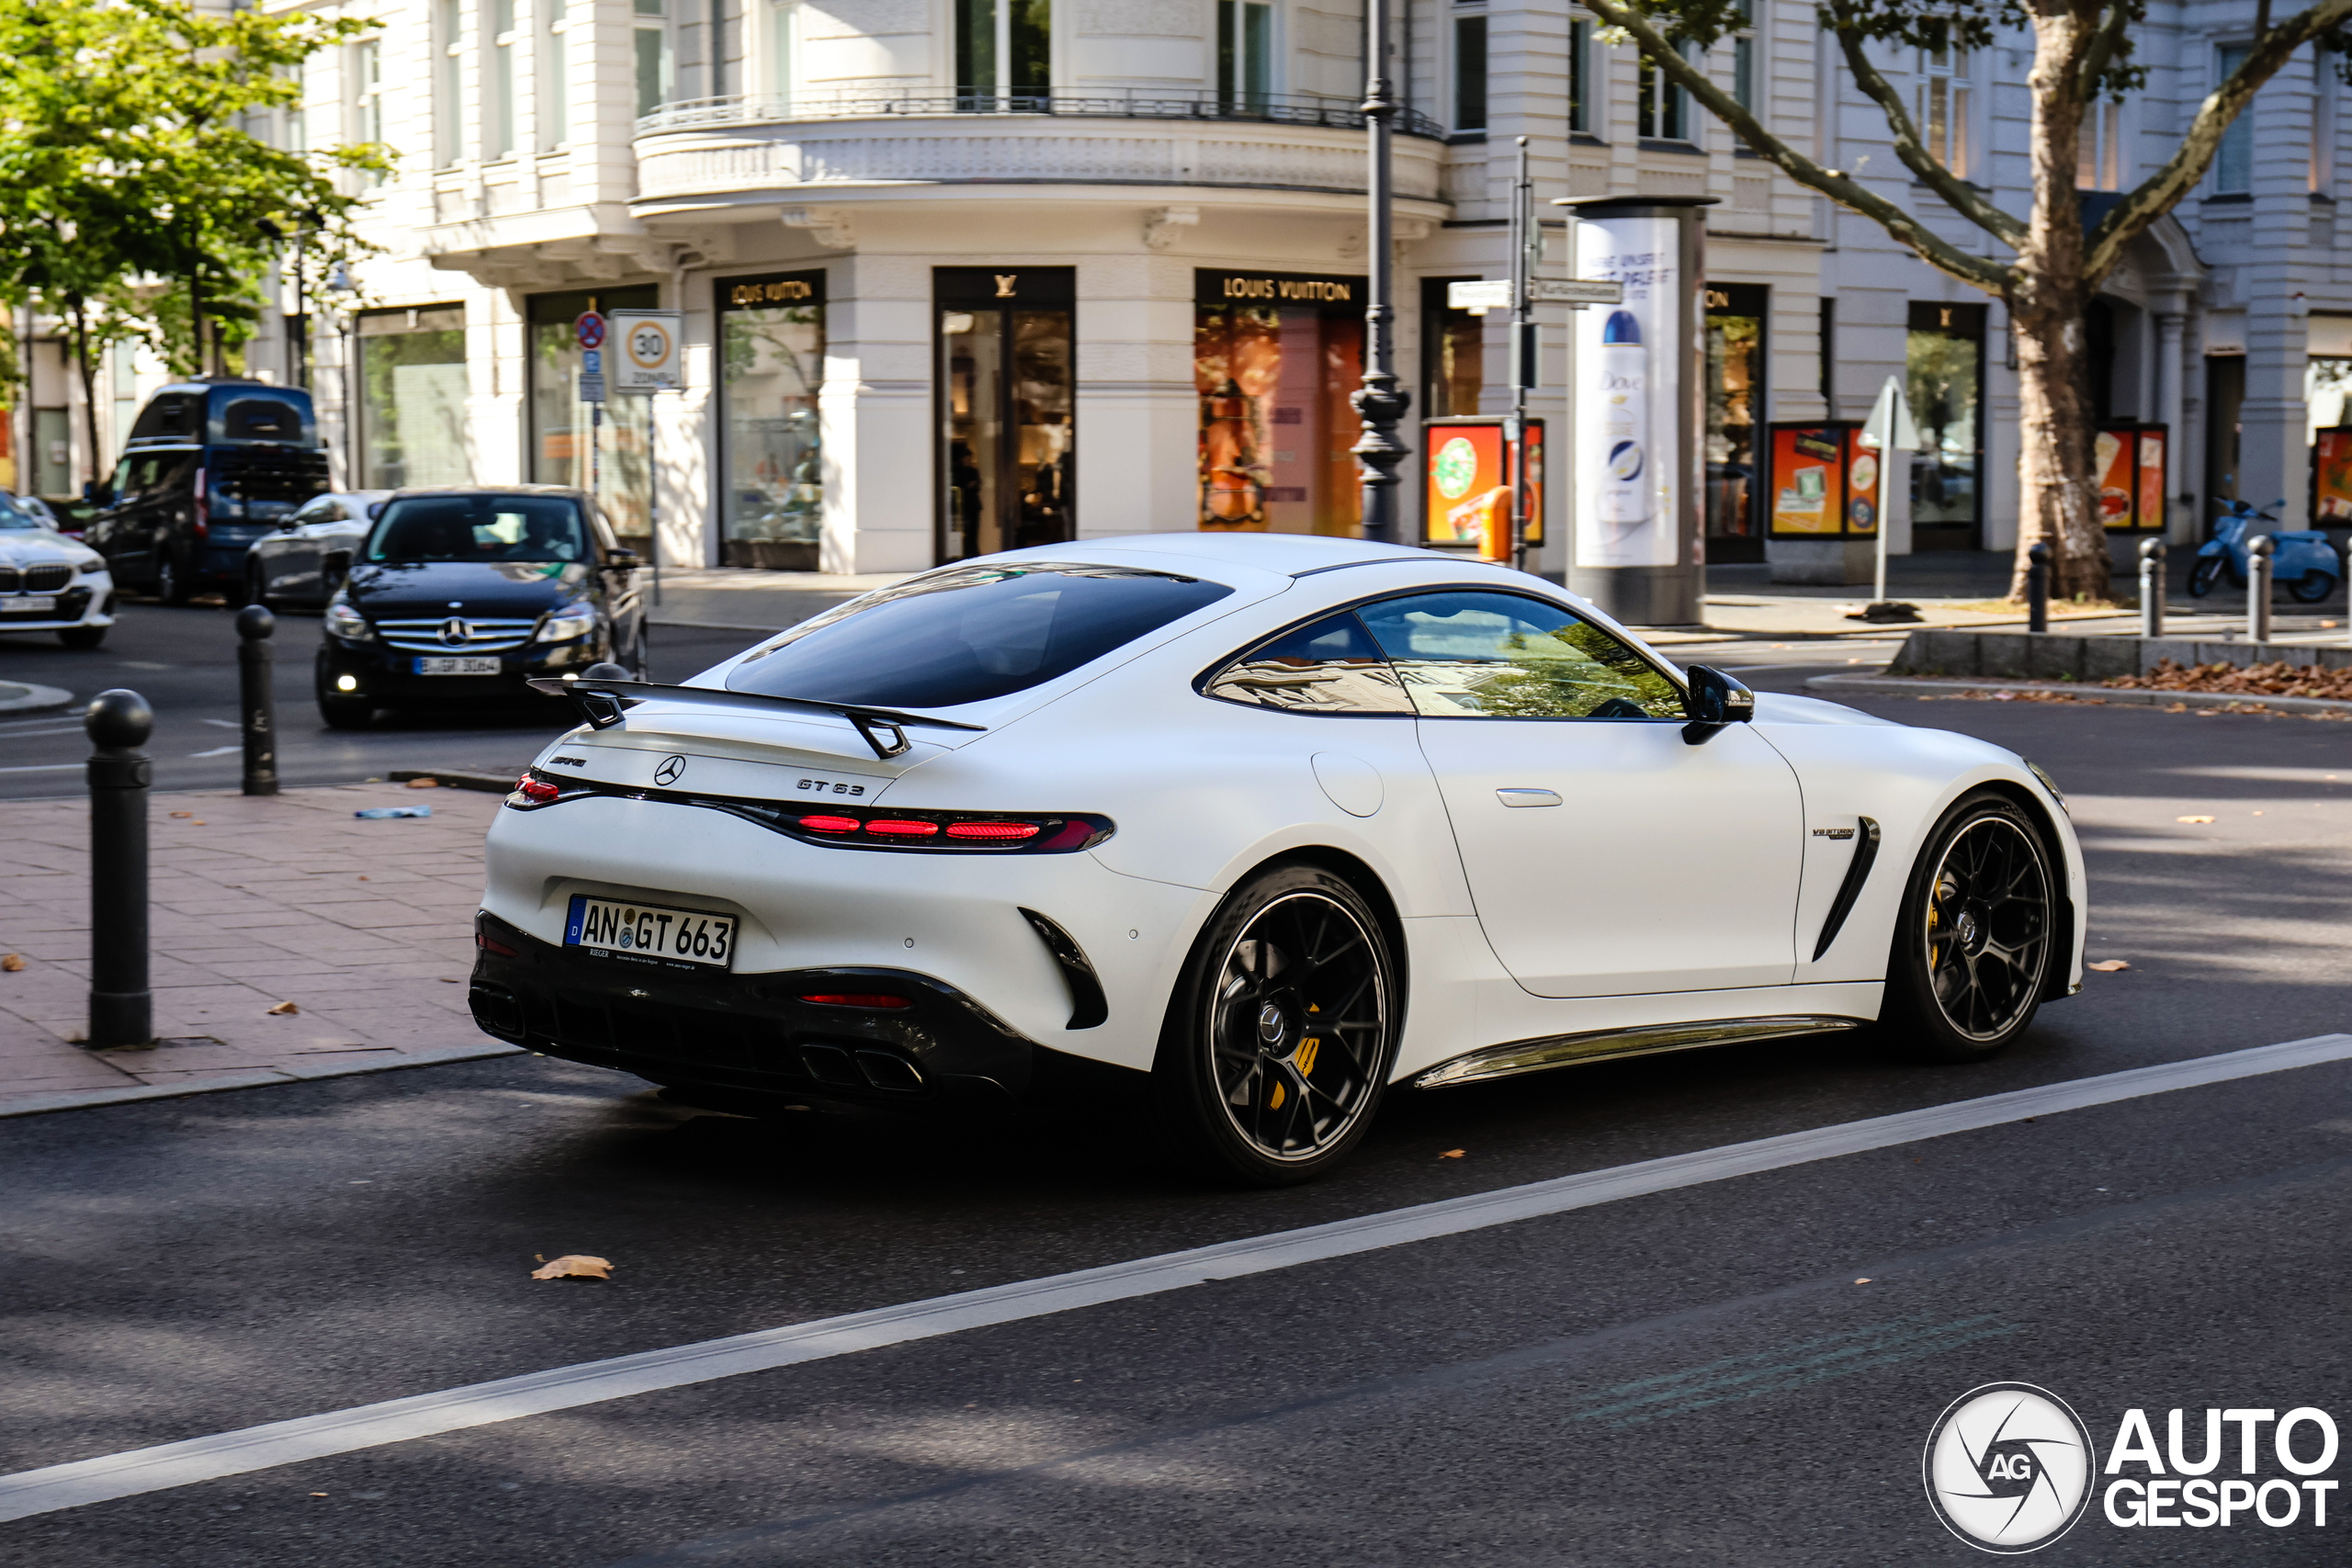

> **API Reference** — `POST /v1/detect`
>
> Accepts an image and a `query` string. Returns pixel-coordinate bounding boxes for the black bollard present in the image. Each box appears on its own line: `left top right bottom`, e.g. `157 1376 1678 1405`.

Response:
2027 542 2050 634
236 604 278 796
85 689 153 1049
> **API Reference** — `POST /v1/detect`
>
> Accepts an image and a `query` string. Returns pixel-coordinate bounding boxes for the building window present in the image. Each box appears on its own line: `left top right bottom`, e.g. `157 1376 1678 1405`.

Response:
1567 17 1592 133
528 288 659 551
1219 1 1272 115
356 307 472 490
1705 284 1767 558
435 0 462 166
352 39 385 173
766 0 797 107
635 0 673 118
718 272 826 570
2216 43 2252 193
1453 7 1487 134
1638 46 1693 141
956 0 1051 107
540 0 569 147
487 0 518 158
1906 300 1987 545
1918 46 1973 176
1193 269 1365 538
1421 277 1485 419
1731 1 1755 114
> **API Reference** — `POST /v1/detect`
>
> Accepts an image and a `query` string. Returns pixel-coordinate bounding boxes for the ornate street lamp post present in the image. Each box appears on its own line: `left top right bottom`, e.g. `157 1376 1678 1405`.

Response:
1350 0 1408 546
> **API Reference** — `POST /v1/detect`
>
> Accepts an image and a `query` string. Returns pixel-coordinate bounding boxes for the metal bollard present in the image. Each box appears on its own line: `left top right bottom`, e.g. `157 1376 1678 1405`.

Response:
2249 534 2274 643
2027 542 2050 634
2139 538 2166 639
85 690 153 1049
236 604 278 796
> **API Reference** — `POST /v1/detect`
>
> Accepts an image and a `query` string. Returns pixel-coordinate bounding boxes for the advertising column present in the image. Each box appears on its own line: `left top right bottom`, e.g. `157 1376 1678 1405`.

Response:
1556 197 1713 626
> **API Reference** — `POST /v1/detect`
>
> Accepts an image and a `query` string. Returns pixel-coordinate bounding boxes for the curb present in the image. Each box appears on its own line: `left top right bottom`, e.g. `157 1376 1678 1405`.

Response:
387 768 524 794
0 680 74 715
0 1042 526 1120
1807 671 2352 716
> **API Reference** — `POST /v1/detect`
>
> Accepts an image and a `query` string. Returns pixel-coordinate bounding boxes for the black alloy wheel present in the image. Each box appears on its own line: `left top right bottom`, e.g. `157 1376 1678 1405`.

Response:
155 551 192 606
1881 794 2056 1062
1153 864 1396 1186
246 560 276 613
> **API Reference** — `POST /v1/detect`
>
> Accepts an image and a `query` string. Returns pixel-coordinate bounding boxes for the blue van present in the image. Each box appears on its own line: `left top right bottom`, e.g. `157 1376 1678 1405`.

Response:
89 378 333 605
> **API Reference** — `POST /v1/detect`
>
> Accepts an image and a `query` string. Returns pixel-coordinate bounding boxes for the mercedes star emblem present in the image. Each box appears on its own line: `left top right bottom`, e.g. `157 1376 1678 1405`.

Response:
438 617 471 648
653 755 686 787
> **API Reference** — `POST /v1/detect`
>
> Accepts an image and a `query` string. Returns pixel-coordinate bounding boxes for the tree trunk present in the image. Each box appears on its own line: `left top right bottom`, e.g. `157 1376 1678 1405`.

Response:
70 299 100 491
2010 6 2111 604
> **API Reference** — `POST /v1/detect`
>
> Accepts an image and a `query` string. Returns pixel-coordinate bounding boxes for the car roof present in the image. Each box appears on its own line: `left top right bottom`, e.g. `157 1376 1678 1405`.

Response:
978 532 1516 581
384 485 587 500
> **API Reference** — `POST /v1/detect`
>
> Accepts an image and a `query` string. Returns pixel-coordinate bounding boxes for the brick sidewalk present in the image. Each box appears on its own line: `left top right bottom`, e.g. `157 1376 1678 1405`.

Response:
0 782 514 1112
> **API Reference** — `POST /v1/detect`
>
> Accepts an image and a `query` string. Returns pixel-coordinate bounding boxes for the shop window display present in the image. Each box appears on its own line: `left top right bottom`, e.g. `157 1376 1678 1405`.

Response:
528 287 656 554
356 307 471 491
1704 283 1767 561
1195 269 1365 536
718 271 825 570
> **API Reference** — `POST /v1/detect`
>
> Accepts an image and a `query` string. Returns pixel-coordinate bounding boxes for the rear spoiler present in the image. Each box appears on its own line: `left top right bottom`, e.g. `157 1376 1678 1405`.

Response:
525 677 986 761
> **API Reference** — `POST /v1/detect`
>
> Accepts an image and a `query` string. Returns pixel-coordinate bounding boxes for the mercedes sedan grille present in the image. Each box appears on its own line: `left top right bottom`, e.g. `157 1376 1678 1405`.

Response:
375 615 539 654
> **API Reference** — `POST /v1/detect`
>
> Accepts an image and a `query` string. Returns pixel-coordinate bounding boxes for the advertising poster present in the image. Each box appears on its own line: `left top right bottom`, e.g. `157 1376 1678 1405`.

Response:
1425 422 1507 546
2315 428 2352 522
1573 215 1680 567
1768 426 1848 536
2136 427 2167 532
1847 434 1883 536
2094 429 2136 528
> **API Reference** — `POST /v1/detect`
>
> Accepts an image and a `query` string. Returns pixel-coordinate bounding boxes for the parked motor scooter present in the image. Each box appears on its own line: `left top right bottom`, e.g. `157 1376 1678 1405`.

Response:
2188 498 2343 604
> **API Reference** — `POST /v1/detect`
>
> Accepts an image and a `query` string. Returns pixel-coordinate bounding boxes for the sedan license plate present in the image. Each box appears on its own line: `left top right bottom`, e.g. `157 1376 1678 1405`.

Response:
7 596 55 615
415 656 502 675
565 895 736 969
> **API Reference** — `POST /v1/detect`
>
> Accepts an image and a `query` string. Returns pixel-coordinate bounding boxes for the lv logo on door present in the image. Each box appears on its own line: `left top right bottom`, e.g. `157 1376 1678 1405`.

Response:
994 275 1018 298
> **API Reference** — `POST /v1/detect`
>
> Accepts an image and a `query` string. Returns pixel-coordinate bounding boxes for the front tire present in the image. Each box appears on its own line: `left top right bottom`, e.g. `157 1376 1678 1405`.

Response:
1880 794 2056 1063
2186 555 2226 598
1150 864 1397 1186
156 551 193 606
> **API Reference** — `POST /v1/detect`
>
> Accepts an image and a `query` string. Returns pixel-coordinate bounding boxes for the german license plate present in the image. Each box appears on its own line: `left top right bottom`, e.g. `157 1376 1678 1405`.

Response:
8 596 55 615
415 656 502 675
564 894 736 969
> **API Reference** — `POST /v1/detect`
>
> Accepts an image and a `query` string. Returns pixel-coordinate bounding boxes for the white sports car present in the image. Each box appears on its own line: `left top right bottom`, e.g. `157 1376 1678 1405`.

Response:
472 534 2083 1184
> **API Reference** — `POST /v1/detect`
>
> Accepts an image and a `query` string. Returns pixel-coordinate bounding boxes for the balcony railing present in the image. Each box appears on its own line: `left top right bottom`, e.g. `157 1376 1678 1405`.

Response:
637 88 1446 141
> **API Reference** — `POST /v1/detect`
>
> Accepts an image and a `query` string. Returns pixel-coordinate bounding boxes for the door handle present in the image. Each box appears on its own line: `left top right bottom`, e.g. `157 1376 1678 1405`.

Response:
1496 788 1562 807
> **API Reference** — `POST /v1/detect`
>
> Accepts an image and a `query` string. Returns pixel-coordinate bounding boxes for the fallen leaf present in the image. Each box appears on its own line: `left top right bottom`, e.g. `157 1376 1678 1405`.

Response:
0 953 23 972
1439 1149 1466 1159
357 875 369 882
531 1254 613 1280
2086 960 2131 973
2177 815 2215 824
169 811 192 819
439 977 461 984
190 819 206 826
405 776 439 789
1855 1278 1873 1285
310 1492 329 1497
2252 810 2264 817
266 1000 300 1016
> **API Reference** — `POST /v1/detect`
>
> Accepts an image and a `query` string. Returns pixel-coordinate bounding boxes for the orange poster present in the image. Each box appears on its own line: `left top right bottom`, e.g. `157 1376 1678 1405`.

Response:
2136 428 2167 532
1424 419 1544 551
2095 428 2136 528
1769 426 1848 536
2316 428 2352 522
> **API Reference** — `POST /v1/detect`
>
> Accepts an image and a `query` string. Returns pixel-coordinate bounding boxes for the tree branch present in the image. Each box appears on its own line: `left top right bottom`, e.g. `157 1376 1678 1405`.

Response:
2076 3 2132 104
2087 0 2352 277
1581 0 2013 293
1826 2 2028 247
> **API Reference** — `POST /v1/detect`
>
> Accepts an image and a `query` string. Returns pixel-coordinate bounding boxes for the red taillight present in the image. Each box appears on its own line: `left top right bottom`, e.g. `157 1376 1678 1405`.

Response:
798 992 912 1010
799 815 862 832
865 818 940 837
476 931 519 957
944 820 1040 840
516 775 560 802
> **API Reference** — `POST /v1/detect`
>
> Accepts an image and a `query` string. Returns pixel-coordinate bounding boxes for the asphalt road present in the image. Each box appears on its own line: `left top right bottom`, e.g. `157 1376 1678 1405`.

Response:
2 691 2348 1564
0 602 763 800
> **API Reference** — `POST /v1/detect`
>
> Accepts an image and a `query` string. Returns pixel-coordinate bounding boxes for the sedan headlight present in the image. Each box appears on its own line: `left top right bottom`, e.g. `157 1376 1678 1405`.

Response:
534 604 598 643
324 601 373 640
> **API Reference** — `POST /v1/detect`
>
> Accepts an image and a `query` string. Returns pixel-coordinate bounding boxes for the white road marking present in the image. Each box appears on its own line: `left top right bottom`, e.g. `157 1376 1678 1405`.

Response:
0 762 83 774
199 718 242 729
187 746 241 758
2 1032 2346 1522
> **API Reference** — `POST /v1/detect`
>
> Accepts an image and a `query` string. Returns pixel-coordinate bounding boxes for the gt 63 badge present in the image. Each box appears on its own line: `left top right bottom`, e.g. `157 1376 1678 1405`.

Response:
1924 1382 2098 1553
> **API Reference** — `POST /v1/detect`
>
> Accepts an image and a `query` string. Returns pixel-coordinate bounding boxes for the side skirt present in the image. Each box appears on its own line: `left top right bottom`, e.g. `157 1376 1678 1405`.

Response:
1410 1015 1867 1090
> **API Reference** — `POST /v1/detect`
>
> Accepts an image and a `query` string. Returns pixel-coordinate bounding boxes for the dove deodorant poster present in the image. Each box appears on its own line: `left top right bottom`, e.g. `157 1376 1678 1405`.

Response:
1565 199 1705 625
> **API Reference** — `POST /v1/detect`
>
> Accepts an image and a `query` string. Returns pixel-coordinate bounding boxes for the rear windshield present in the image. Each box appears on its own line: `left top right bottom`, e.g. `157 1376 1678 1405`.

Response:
368 495 590 563
727 562 1233 708
220 397 306 442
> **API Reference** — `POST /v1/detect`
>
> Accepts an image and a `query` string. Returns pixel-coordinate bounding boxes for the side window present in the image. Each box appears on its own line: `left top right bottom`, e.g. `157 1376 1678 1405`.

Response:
1204 611 1415 715
1356 591 1686 720
108 458 138 499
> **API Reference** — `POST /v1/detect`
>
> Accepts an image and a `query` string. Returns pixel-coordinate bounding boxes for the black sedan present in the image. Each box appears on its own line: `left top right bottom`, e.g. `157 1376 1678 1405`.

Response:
315 487 647 729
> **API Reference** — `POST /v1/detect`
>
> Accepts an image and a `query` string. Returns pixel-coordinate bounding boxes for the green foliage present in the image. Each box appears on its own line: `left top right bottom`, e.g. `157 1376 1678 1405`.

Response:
0 0 391 383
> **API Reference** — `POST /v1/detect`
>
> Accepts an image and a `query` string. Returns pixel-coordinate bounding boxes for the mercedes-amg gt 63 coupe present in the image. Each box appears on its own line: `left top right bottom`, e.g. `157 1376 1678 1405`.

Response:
470 533 2083 1184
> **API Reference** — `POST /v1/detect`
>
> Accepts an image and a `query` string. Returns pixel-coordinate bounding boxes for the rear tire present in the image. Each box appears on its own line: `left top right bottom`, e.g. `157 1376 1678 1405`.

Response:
1879 793 2056 1064
156 551 192 606
2289 571 2335 604
1150 863 1397 1187
57 625 105 649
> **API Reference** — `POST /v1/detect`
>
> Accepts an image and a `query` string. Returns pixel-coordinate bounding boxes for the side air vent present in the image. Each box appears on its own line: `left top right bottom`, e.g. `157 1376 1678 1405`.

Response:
1812 816 1883 962
1019 908 1108 1030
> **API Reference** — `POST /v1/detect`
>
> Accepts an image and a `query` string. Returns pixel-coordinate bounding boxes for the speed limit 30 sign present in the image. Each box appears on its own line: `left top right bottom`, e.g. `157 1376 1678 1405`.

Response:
609 310 683 391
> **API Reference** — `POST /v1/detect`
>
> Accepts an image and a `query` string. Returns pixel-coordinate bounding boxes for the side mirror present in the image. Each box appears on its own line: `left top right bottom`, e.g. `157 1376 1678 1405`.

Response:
366 501 388 521
321 548 353 588
85 481 109 507
605 547 639 570
1681 664 1756 746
